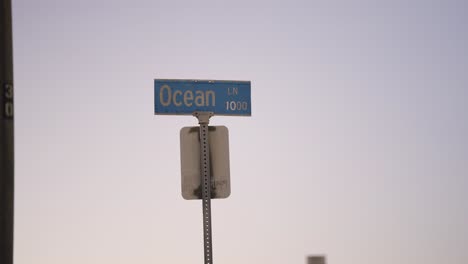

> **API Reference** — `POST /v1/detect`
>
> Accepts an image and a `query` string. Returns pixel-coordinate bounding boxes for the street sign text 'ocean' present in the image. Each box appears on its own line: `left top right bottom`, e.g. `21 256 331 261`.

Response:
154 79 251 116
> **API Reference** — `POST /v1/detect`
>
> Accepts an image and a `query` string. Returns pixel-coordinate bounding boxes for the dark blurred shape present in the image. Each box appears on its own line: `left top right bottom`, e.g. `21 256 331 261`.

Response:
1 0 15 264
308 255 326 264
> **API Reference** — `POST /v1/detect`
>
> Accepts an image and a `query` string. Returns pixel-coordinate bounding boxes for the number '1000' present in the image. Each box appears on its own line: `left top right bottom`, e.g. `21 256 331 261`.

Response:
226 101 248 111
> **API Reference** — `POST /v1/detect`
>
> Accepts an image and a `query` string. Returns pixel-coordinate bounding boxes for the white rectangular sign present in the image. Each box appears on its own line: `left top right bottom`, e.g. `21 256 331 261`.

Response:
180 126 230 199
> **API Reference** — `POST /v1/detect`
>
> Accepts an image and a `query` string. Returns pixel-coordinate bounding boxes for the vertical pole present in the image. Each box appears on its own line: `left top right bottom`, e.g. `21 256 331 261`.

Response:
0 0 15 264
193 112 214 264
307 255 326 264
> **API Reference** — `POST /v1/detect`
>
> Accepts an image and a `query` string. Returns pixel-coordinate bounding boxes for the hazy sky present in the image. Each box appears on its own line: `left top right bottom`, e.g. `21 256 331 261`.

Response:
12 1 468 264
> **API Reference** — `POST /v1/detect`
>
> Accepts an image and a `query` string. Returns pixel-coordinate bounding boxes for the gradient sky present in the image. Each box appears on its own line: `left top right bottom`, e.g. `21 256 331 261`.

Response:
11 1 468 264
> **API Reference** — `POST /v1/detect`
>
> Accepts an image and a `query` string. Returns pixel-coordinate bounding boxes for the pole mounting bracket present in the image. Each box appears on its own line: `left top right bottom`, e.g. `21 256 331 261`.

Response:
193 111 214 125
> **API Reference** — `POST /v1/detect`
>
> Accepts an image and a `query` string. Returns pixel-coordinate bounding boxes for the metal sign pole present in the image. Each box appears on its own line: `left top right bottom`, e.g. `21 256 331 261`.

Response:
154 79 250 263
0 1 15 264
193 111 214 264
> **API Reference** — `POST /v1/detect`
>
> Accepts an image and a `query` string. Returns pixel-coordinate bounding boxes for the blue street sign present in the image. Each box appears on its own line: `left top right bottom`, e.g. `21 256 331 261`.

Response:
154 79 251 116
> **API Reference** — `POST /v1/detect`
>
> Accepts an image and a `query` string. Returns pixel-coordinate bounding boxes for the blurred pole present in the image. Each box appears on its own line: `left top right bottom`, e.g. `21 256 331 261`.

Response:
0 0 15 264
308 255 326 264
